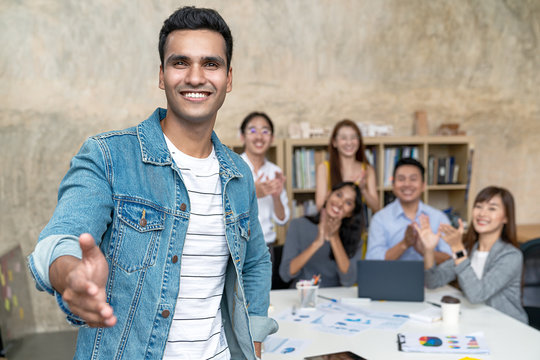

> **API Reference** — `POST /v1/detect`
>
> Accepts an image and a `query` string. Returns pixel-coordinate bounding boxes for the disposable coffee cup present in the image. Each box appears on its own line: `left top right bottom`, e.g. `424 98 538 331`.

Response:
441 295 461 324
296 282 319 309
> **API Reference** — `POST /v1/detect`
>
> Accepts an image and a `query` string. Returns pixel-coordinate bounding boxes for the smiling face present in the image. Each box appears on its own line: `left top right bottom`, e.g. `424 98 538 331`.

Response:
332 126 360 158
241 116 273 157
472 194 507 237
393 164 425 205
325 185 357 220
159 29 232 126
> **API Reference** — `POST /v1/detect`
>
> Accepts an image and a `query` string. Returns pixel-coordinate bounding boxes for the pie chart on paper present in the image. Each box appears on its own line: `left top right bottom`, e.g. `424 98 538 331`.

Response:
419 336 443 347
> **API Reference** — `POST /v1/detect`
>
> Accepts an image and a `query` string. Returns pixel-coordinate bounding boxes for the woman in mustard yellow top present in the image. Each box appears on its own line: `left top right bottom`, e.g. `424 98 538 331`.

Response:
315 119 379 213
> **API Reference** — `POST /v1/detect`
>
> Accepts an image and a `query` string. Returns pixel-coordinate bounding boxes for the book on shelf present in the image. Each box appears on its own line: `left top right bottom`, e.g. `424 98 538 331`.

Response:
365 147 376 167
427 155 460 185
383 146 420 186
465 148 474 201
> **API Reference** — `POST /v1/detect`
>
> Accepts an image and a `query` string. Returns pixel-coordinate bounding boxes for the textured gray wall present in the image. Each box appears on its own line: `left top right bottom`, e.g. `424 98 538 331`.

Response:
1 0 539 331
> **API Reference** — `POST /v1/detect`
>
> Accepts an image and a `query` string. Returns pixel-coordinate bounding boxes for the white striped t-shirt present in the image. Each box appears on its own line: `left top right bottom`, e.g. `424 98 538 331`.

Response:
163 136 231 360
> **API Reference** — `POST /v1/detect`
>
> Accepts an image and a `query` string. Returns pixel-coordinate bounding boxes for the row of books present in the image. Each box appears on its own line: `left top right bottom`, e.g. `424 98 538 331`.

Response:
291 146 462 189
292 148 376 189
427 156 460 185
382 147 420 186
292 148 328 189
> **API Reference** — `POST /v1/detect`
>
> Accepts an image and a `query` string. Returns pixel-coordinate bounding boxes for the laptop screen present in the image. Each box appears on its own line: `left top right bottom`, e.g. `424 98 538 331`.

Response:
356 260 425 302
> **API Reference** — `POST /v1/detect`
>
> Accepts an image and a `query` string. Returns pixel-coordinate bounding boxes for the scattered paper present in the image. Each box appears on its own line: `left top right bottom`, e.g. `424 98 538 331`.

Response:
276 302 408 336
263 335 312 355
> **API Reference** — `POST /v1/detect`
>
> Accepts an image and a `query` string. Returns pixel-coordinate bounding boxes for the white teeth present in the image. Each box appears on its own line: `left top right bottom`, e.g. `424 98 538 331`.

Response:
184 92 207 98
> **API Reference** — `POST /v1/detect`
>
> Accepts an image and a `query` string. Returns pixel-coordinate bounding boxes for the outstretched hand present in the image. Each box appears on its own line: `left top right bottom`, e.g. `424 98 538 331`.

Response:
439 218 464 249
413 214 440 251
61 233 116 328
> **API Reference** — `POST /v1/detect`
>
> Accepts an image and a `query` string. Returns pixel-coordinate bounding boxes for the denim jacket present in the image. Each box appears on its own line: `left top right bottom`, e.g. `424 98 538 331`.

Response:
28 108 278 359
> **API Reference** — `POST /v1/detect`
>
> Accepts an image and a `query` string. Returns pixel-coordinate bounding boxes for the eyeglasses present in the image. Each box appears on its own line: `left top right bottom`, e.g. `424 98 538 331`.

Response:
335 135 359 142
246 127 272 136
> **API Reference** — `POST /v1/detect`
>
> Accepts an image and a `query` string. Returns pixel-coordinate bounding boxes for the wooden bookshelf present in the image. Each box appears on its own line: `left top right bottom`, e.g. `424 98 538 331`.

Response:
284 136 474 224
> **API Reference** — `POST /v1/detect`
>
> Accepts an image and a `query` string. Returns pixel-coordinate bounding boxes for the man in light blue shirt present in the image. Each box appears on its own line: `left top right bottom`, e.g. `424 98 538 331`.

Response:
366 158 452 262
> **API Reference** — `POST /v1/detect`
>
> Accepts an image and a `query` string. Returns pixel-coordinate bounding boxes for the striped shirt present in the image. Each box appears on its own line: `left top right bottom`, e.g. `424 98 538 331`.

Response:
163 136 231 360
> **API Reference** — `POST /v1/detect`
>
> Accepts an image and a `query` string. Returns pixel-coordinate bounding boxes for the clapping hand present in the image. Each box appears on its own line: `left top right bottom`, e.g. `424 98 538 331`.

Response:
413 214 440 251
268 171 286 198
353 168 367 190
439 218 464 249
317 208 342 245
254 172 285 198
403 224 418 247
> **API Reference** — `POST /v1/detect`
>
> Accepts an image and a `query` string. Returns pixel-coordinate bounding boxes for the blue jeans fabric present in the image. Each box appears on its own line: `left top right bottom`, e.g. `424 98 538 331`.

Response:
28 108 277 359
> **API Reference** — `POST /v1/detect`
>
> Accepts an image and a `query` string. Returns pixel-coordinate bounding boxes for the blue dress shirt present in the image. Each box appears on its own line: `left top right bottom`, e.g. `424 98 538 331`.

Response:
366 199 452 261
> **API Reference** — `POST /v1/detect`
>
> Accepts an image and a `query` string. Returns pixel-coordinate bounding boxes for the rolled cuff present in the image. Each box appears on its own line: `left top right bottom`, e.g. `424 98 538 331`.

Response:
249 315 278 342
27 234 82 293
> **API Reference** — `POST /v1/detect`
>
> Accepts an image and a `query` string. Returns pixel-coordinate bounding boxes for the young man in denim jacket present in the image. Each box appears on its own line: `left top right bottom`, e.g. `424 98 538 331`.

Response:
28 6 277 359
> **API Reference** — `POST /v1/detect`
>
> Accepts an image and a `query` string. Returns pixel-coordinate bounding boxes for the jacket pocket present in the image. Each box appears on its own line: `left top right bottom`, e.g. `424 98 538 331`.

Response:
232 213 250 272
110 200 165 272
236 213 250 240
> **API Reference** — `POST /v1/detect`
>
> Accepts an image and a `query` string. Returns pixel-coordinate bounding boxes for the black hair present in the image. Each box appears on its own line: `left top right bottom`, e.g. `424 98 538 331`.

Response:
240 111 274 135
306 182 365 259
393 157 425 180
158 6 233 70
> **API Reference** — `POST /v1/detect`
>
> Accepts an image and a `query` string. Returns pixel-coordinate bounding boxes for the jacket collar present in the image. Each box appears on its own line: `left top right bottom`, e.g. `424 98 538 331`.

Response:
473 237 504 256
136 108 242 179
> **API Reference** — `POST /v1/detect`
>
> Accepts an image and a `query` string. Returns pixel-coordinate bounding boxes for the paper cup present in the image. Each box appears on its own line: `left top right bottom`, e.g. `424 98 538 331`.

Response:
441 295 461 325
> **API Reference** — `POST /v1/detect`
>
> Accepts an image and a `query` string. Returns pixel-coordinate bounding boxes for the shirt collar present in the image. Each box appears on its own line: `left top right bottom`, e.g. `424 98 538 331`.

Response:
392 199 426 220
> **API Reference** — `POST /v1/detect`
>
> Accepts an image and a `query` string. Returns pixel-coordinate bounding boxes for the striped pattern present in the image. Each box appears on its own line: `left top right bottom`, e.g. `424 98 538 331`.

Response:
163 137 230 360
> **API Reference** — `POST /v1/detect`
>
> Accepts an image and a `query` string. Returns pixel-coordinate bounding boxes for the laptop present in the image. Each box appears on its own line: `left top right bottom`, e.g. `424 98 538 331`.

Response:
356 260 424 301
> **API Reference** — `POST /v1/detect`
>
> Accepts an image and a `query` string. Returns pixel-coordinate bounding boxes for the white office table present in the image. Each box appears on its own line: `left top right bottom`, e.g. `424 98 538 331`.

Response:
264 286 540 360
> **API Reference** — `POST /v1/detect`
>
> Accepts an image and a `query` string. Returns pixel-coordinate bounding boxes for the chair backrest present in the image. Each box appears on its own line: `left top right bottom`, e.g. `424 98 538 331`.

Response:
521 238 540 307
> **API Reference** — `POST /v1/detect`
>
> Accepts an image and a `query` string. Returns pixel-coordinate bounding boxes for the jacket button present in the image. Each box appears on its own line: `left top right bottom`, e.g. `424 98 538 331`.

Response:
172 255 178 263
139 219 147 227
162 310 170 318
180 203 187 211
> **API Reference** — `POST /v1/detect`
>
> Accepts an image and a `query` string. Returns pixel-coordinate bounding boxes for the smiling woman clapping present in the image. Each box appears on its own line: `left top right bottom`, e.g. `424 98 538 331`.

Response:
279 182 365 287
415 186 528 323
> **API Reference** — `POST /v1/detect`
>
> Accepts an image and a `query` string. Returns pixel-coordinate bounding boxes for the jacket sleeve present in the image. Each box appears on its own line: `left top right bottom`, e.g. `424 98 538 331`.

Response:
456 248 523 303
241 170 278 341
365 214 387 260
425 258 457 289
27 137 113 325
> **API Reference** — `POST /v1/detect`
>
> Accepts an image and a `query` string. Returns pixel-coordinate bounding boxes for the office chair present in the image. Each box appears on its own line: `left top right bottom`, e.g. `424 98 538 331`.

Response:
521 238 540 330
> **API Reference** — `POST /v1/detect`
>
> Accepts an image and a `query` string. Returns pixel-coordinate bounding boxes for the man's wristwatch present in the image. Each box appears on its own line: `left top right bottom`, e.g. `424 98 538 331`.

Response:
452 249 468 260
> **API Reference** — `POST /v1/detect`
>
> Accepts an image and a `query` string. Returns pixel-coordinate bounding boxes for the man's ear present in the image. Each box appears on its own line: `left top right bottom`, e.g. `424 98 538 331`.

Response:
159 65 165 90
226 66 233 93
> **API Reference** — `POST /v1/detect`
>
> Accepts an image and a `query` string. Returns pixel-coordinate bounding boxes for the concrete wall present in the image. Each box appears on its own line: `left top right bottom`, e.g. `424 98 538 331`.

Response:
1 0 539 331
